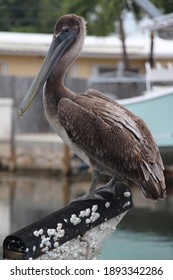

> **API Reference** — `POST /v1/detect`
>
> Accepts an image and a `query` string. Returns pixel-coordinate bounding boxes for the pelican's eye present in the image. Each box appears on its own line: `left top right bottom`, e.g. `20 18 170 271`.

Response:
58 26 72 42
62 26 70 33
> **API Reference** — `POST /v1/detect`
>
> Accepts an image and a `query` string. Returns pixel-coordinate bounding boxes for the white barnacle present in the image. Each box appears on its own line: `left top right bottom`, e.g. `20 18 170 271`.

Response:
57 223 63 229
79 210 86 217
124 191 131 197
70 214 77 223
47 228 56 237
54 242 59 248
90 212 100 223
41 234 45 240
123 201 131 208
41 236 50 246
85 208 91 216
92 205 98 212
70 214 81 225
45 241 51 247
41 246 49 253
38 229 44 235
32 245 36 252
79 208 91 218
33 229 43 237
56 228 65 238
105 202 110 208
33 230 39 237
85 218 91 224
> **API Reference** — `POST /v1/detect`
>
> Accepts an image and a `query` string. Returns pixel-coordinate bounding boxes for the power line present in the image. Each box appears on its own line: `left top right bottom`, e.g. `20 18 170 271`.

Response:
0 18 57 23
0 3 59 11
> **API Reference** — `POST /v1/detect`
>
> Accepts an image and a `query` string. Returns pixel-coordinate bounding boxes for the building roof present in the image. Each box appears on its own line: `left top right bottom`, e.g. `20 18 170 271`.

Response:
0 32 51 56
0 31 173 59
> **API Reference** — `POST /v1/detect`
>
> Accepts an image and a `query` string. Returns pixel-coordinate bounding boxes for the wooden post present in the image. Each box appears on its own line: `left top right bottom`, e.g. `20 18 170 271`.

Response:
3 182 133 260
63 144 71 176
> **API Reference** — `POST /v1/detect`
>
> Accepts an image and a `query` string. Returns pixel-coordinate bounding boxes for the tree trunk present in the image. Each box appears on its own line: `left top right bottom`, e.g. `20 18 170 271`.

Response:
119 14 129 71
149 31 154 68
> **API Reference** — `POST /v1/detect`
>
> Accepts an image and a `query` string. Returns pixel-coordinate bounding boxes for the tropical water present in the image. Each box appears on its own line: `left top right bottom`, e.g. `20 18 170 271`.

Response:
0 172 173 260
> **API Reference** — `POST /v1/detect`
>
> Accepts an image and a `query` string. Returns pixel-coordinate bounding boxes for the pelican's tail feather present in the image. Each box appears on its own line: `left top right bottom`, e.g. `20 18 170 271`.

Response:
140 177 166 200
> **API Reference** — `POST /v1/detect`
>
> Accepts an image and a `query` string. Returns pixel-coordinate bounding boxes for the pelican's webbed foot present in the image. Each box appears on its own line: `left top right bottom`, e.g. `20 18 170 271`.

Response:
98 177 128 198
98 176 117 194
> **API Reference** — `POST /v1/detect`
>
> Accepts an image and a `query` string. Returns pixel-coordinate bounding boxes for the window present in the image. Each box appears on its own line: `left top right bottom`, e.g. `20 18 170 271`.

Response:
91 65 116 77
0 61 8 74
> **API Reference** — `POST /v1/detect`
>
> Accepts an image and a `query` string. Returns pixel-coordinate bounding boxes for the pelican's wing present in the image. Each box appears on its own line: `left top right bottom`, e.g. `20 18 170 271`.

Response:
86 88 164 169
58 95 166 200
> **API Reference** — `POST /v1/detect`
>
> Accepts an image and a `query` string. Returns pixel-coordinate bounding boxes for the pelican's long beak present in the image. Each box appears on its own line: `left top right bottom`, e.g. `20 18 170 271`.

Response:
18 30 76 117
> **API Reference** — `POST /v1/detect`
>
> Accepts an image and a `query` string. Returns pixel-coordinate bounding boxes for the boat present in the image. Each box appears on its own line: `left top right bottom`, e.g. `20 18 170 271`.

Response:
119 63 173 166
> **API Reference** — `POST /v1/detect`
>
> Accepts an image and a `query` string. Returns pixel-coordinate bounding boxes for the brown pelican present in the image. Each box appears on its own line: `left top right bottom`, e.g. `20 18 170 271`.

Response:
18 14 166 200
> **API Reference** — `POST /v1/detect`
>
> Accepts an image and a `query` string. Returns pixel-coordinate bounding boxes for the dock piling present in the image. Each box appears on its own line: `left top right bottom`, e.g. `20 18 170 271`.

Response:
3 182 133 260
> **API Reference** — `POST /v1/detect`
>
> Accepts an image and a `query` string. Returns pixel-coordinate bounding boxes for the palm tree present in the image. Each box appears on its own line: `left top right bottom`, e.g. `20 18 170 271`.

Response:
62 0 173 70
62 0 133 70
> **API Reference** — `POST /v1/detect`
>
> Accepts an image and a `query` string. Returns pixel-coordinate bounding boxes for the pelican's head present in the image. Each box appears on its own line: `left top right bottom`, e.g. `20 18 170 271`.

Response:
18 14 86 117
54 14 86 43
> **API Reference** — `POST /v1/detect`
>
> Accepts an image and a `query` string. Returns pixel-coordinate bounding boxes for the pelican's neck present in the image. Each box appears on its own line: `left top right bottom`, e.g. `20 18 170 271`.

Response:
45 56 75 100
44 17 86 113
43 56 76 120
